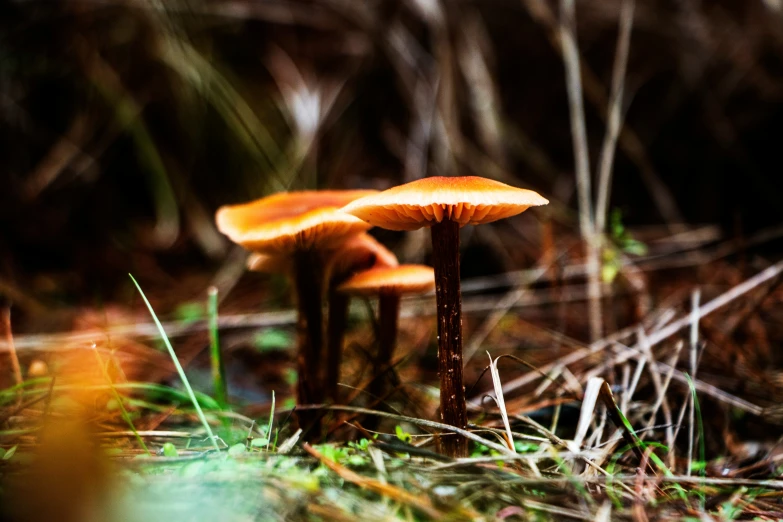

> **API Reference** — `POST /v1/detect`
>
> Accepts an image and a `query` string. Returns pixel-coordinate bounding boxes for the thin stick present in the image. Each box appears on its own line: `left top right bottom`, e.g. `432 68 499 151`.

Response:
687 289 701 476
558 0 601 341
559 0 593 238
595 0 636 233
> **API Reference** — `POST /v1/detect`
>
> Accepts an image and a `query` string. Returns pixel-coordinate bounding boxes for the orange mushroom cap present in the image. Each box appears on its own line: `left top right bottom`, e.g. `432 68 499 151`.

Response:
341 176 549 231
219 206 372 254
337 265 435 296
216 189 378 238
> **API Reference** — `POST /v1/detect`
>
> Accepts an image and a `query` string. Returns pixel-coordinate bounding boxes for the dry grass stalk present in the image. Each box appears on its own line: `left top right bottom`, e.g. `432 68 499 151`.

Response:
2 308 23 402
558 0 603 342
497 259 783 409
595 0 636 233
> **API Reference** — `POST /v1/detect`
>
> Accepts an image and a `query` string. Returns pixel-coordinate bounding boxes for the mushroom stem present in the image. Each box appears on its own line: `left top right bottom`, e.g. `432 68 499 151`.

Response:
293 249 326 431
325 289 349 403
370 293 401 402
430 219 468 458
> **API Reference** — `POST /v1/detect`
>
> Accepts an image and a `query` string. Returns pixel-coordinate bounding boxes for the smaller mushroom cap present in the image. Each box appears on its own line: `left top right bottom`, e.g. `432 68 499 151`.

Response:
338 265 435 296
220 207 372 254
342 176 549 231
216 189 378 238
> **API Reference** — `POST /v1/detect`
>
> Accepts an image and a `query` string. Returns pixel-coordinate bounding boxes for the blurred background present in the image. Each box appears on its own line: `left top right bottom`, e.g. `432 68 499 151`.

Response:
1 0 783 377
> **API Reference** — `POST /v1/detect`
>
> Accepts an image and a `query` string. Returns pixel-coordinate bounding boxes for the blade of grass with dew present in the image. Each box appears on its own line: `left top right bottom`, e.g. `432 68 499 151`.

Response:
92 343 151 456
208 286 227 410
130 274 221 451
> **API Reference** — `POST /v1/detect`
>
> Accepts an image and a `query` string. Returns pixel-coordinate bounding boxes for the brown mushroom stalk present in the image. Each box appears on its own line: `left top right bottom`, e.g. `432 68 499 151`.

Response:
342 176 548 458
293 249 327 412
373 292 401 400
325 290 349 403
430 219 467 457
246 251 327 421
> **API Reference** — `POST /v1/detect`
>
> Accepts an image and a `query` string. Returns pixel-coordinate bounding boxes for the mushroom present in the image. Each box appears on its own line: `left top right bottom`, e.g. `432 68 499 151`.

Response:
342 176 548 456
324 233 399 403
216 189 378 235
247 232 398 404
338 265 435 407
216 206 372 426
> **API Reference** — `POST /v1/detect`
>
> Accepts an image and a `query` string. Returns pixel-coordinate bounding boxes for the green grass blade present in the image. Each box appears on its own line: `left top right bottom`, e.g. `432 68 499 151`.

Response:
207 286 228 409
130 274 221 452
686 373 707 510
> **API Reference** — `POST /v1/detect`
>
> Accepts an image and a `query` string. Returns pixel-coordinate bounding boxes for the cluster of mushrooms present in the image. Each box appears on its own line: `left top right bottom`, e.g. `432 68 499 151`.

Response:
216 176 548 457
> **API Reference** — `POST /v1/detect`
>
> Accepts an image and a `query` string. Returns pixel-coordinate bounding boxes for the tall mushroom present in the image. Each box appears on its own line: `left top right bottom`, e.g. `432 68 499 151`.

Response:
338 265 435 406
342 176 548 457
217 206 371 427
324 233 398 403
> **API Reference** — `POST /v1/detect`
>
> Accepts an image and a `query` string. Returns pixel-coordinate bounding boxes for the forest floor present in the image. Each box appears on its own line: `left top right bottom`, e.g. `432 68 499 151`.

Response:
1 224 783 521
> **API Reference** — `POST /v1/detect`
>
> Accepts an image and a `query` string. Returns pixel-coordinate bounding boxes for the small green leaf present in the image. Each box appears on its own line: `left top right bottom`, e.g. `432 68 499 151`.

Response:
3 445 17 460
250 437 269 448
174 302 205 324
347 455 367 466
602 262 620 284
513 441 540 453
690 460 706 472
395 425 412 444
349 438 370 451
622 239 648 256
253 329 294 352
283 368 297 386
228 443 246 456
610 209 625 238
161 442 178 457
